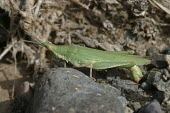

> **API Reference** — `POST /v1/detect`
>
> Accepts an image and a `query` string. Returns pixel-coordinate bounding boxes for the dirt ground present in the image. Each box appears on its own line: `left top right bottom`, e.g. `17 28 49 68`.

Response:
0 62 31 113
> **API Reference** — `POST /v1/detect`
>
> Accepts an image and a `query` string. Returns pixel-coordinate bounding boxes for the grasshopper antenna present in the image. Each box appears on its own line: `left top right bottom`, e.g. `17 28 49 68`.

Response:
24 31 45 47
24 31 42 43
23 40 39 44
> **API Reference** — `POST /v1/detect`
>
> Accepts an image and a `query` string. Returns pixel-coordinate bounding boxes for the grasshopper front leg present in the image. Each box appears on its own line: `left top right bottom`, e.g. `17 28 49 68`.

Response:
130 65 144 83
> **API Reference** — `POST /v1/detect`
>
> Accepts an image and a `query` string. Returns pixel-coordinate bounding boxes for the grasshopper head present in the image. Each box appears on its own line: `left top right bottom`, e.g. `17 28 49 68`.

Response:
41 42 54 51
40 42 51 47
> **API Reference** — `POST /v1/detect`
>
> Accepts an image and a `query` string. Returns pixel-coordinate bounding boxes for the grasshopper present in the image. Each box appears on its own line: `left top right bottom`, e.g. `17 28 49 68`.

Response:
27 33 150 83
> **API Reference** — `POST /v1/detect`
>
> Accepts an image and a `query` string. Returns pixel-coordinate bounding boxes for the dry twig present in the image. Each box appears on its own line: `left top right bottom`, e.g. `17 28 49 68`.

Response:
0 41 17 60
71 0 89 10
148 0 170 15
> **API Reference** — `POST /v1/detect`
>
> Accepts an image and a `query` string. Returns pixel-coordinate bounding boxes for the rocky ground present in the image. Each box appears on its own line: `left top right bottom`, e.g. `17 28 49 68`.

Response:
0 0 170 113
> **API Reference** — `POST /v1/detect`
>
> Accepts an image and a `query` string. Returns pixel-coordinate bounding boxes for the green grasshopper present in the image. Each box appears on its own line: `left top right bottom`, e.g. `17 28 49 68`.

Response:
27 33 150 83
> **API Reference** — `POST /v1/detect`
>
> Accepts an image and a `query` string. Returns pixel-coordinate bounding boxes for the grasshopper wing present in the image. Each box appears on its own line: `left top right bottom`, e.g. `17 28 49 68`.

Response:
92 62 134 69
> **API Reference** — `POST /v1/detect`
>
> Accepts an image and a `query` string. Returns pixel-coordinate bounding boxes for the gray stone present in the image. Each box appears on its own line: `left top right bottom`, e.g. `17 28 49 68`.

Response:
117 96 128 109
106 78 145 101
162 47 170 55
32 68 124 113
107 77 139 92
138 100 162 113
147 71 170 91
151 54 168 69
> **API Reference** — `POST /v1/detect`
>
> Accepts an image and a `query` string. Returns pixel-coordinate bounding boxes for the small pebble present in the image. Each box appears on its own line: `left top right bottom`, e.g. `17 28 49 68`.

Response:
162 47 170 55
132 102 141 111
125 107 133 113
162 69 170 79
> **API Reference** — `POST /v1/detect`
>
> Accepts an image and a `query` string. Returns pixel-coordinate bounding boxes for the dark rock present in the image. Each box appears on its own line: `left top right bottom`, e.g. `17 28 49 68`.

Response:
138 100 162 113
162 47 170 55
12 82 34 113
107 78 138 93
146 47 159 57
32 68 124 113
146 47 169 69
106 68 131 80
151 54 168 69
14 81 34 102
11 96 29 113
152 91 164 103
106 78 148 101
141 82 154 91
147 71 170 92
